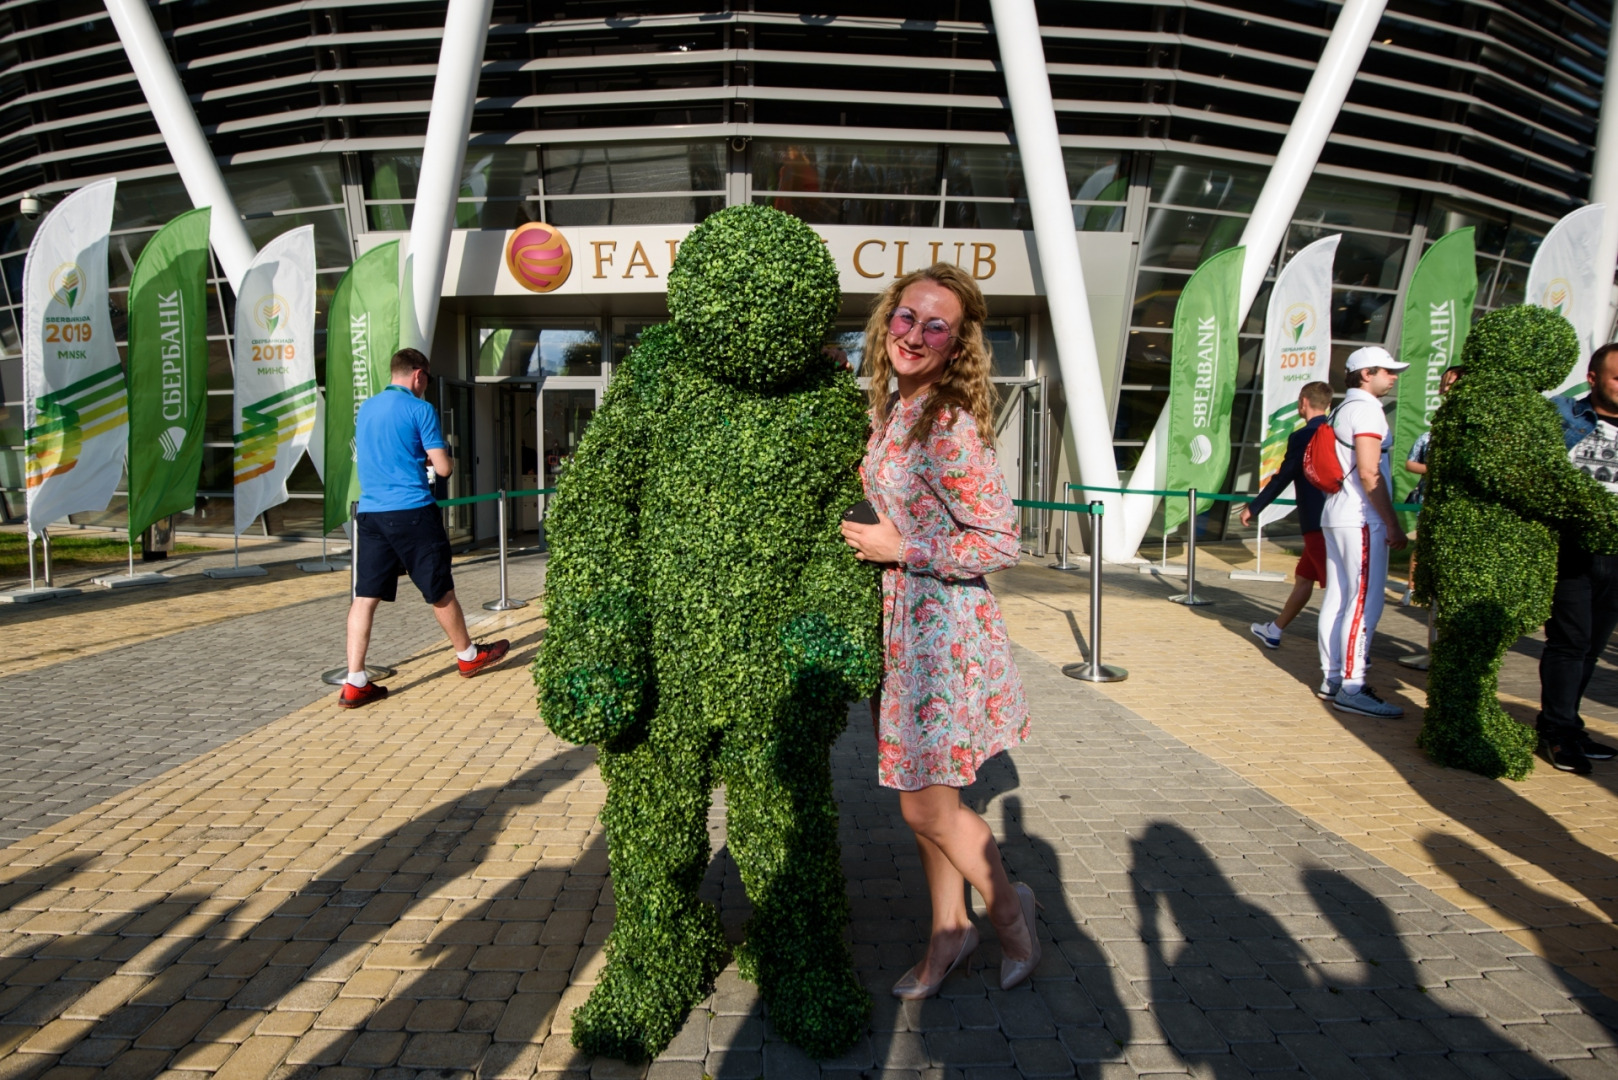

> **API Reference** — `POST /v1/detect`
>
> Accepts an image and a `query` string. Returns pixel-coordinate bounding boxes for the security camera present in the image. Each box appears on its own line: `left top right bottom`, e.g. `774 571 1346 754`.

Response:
19 193 42 220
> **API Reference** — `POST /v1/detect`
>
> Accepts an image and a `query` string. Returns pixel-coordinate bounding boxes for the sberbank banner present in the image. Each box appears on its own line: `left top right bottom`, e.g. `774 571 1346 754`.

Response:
1256 234 1339 528
1164 245 1244 533
22 178 127 537
1392 228 1476 521
323 241 399 535
126 207 210 541
232 226 318 537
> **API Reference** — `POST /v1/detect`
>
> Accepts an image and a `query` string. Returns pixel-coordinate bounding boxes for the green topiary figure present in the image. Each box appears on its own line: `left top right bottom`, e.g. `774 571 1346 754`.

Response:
1414 305 1618 779
533 205 882 1062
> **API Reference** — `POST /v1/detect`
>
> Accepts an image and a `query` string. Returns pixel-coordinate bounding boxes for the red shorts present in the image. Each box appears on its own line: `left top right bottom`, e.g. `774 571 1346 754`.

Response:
1295 530 1326 587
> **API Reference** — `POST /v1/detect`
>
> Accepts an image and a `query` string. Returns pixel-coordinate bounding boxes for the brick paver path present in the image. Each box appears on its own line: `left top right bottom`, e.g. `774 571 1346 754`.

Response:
0 549 1615 1078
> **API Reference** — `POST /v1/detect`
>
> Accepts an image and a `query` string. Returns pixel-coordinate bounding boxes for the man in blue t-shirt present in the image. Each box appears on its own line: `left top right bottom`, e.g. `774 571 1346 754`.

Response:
339 348 508 708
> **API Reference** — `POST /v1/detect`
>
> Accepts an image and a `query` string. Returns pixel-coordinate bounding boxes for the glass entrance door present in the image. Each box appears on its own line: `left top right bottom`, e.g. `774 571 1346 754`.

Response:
539 385 600 490
437 376 476 545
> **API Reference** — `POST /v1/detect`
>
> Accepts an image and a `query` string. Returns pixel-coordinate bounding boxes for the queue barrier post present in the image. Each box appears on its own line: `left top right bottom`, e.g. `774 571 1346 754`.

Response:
322 500 397 686
1062 501 1127 684
483 489 528 611
1052 497 1078 571
1168 487 1212 607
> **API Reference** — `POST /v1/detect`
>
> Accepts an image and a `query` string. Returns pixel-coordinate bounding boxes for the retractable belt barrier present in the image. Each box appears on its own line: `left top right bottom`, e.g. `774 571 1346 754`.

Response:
1010 499 1126 684
422 487 557 611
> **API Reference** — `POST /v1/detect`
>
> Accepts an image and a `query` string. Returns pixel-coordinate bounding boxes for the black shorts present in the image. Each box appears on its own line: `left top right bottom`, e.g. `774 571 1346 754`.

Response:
355 504 455 604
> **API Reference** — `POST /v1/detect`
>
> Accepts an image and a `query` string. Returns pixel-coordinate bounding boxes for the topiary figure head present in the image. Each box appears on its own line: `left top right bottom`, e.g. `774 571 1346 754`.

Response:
666 204 840 391
1459 304 1578 392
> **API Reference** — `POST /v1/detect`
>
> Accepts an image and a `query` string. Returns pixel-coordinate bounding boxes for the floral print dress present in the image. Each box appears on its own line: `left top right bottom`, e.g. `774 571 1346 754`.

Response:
863 392 1030 791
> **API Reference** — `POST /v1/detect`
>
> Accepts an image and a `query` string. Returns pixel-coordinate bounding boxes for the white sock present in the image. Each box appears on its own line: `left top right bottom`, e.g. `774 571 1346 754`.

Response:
456 644 478 662
346 670 369 688
1266 621 1282 637
1342 680 1364 696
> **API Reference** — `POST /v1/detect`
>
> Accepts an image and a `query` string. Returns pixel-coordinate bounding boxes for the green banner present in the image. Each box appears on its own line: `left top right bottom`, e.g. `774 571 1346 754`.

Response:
1392 228 1476 527
125 207 210 541
1164 245 1244 533
323 241 399 534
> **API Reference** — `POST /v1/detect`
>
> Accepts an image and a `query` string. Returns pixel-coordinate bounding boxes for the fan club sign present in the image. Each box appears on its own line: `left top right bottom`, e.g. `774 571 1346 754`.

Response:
420 223 1044 297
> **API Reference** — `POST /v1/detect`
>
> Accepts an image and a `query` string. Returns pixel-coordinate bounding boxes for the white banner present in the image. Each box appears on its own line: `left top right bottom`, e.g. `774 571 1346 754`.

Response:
22 178 127 537
231 226 317 536
1256 234 1339 527
1528 203 1605 396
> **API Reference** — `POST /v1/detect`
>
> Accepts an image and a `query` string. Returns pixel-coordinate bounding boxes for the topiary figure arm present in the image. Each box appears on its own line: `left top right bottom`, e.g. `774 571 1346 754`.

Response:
899 412 1022 581
533 328 670 745
1443 393 1618 556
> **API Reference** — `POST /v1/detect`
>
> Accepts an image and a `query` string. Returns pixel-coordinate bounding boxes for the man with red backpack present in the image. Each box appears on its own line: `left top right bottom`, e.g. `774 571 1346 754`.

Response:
1312 346 1410 718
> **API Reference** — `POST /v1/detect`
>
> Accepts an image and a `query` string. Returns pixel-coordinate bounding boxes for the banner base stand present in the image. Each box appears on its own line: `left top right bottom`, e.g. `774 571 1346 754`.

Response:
1049 555 1090 571
1139 564 1187 577
1063 661 1128 683
1229 570 1287 582
92 572 172 589
204 565 268 579
0 587 81 604
1396 652 1430 671
320 664 397 686
297 560 349 573
1168 592 1214 607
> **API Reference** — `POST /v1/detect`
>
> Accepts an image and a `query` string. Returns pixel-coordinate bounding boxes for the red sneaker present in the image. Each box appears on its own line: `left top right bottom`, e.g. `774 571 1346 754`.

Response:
458 639 510 678
337 681 388 708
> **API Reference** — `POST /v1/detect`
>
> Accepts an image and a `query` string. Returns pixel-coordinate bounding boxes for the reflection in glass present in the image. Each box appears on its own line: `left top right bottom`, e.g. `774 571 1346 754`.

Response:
545 142 724 195
543 389 597 487
477 325 603 378
1122 331 1171 387
1330 288 1393 343
825 327 867 374
1492 261 1528 307
225 158 345 216
985 321 1025 378
1131 269 1189 329
1149 155 1267 213
1140 209 1247 270
1293 176 1415 235
243 210 354 270
550 195 724 226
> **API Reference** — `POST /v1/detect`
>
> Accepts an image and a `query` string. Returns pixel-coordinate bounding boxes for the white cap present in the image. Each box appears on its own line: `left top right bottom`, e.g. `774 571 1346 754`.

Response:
1344 345 1409 372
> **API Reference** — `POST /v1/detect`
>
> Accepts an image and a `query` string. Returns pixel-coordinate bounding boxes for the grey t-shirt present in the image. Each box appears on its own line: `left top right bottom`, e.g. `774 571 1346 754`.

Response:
1569 416 1618 495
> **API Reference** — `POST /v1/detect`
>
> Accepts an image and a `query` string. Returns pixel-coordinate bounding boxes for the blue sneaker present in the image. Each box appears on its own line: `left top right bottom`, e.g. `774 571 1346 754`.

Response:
1249 621 1282 650
1333 685 1405 719
1316 679 1340 701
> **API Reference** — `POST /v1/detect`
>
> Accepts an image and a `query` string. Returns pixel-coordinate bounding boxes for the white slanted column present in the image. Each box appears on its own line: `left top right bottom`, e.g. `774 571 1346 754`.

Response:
1118 0 1390 554
399 0 495 355
988 0 1128 551
102 0 257 290
1589 13 1618 346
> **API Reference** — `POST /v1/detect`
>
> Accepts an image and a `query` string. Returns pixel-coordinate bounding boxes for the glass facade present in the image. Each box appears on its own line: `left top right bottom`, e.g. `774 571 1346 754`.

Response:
0 0 1608 542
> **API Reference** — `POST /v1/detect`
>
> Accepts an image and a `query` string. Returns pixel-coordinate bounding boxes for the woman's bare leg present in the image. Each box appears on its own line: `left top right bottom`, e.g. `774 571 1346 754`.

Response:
899 784 1032 983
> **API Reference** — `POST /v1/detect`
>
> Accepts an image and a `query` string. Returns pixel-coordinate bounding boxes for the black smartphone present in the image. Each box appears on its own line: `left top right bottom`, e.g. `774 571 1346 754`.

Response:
843 499 880 526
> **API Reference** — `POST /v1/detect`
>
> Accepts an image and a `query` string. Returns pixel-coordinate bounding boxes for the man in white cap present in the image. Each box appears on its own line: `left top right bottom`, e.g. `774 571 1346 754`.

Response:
1317 345 1409 718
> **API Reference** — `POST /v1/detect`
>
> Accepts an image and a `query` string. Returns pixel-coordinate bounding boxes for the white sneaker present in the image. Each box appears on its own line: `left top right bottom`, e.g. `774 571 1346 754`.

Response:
1249 622 1282 650
1316 679 1341 701
1333 685 1405 719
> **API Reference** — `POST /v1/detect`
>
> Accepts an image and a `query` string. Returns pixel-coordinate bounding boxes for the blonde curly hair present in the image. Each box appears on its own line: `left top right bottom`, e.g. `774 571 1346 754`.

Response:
863 263 998 445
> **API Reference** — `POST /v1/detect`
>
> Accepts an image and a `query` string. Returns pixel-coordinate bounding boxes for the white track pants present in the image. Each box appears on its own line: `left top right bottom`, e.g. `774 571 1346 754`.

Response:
1318 523 1388 690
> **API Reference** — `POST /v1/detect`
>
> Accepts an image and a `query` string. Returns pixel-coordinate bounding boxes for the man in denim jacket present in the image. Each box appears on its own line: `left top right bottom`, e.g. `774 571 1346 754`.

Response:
1541 344 1618 773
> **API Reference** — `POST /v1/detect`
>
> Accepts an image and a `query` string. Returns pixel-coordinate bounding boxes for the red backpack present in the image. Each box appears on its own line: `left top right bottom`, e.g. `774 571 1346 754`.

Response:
1302 408 1346 494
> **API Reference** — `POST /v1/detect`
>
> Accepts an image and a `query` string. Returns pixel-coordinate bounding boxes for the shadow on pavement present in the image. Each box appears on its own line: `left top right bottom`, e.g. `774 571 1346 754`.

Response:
0 747 601 1076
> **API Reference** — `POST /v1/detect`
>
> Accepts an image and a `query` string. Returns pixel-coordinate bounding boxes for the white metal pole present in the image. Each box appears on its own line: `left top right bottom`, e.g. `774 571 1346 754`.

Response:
399 0 494 354
1118 0 1389 557
1589 13 1618 344
988 0 1127 552
101 0 257 290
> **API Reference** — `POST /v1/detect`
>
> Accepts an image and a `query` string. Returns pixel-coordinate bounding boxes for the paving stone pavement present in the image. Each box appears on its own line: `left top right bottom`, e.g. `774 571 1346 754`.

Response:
0 553 536 845
0 559 1615 1080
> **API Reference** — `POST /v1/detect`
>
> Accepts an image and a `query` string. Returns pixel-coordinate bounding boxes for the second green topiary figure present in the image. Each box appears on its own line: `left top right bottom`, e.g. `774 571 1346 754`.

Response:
1415 305 1618 779
533 205 882 1061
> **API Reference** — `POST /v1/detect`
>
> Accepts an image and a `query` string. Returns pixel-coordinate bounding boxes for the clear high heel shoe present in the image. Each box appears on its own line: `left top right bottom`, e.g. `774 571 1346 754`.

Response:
892 924 979 1000
999 882 1042 990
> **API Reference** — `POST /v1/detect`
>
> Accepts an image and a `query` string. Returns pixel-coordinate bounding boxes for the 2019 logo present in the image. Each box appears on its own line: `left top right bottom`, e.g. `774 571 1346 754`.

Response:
1544 278 1571 316
1284 302 1315 344
254 295 290 336
506 223 573 293
48 263 84 309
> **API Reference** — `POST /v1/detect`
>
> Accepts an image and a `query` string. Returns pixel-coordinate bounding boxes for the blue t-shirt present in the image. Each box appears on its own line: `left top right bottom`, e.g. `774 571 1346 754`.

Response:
355 385 445 512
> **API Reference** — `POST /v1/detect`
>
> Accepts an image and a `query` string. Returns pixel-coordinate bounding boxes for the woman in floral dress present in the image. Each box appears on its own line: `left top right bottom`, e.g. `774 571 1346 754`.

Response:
840 264 1038 999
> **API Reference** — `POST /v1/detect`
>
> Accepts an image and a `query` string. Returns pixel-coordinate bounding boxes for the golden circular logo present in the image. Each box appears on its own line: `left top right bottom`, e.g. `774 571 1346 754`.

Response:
506 222 572 293
253 294 290 335
48 263 84 309
1545 278 1572 314
1283 302 1315 344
